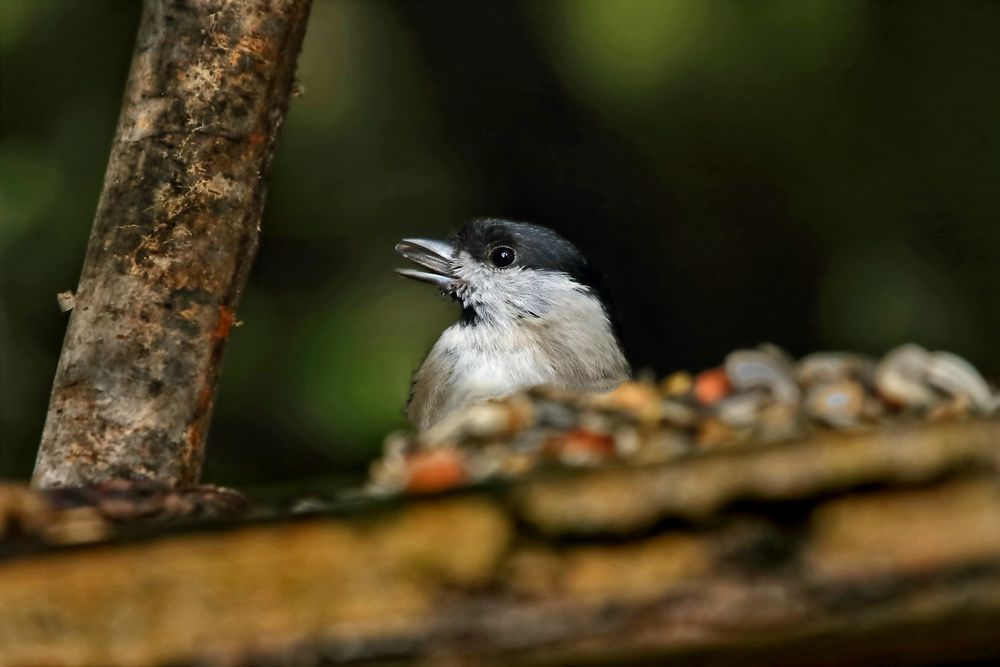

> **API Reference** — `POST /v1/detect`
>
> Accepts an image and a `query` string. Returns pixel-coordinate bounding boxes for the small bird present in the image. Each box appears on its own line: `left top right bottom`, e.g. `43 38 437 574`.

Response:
396 218 631 429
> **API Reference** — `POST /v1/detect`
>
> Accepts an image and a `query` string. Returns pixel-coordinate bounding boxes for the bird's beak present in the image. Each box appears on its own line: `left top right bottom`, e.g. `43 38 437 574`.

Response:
395 238 456 288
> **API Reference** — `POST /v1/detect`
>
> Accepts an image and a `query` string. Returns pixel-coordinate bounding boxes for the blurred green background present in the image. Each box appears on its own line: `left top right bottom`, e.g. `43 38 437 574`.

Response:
2 0 998 486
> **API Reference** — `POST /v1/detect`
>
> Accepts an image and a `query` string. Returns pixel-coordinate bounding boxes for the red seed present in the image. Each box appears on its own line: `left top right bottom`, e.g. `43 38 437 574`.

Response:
694 368 732 406
544 429 616 462
405 449 468 493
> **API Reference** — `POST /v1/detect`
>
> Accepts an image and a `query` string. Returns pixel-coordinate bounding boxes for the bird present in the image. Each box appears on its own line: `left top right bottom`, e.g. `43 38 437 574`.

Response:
395 218 631 430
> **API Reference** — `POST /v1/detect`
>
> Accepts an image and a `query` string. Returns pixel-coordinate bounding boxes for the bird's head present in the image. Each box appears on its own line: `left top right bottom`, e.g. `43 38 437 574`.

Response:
395 218 617 329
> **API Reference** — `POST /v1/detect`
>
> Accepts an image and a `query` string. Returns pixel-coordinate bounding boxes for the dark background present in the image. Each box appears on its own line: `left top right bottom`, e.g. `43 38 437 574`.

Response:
2 0 998 487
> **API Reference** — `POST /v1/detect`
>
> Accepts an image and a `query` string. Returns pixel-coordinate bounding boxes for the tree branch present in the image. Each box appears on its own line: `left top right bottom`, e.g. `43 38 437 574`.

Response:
33 0 312 488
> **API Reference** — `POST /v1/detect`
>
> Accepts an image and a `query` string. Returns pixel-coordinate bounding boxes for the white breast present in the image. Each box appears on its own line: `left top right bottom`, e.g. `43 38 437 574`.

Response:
407 279 630 429
432 323 554 417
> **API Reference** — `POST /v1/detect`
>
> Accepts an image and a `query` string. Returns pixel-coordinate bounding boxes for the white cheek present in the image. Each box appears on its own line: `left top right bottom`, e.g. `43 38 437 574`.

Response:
454 256 563 321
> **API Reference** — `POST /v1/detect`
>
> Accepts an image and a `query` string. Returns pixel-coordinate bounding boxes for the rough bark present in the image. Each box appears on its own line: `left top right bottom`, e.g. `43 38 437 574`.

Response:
2 420 999 666
33 0 312 488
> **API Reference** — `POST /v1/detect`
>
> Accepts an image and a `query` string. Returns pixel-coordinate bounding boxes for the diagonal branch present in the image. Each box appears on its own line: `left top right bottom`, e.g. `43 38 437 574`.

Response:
33 0 312 488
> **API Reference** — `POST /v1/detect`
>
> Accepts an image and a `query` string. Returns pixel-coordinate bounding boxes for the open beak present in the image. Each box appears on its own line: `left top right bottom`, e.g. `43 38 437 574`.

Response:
395 238 456 288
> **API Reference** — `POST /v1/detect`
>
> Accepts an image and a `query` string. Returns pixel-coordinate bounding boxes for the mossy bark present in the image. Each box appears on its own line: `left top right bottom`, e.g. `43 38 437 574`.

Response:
4 421 1000 665
33 0 312 488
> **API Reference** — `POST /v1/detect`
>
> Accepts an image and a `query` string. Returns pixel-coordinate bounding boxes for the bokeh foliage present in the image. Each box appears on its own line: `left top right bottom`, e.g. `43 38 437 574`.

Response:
2 0 998 485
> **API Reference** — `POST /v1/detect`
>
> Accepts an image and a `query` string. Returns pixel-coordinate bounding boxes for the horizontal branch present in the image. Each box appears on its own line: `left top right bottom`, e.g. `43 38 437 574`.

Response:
1 420 999 666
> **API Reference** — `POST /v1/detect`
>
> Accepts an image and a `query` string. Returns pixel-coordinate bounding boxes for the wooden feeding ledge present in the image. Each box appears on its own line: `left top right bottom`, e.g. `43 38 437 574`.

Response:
1 417 999 666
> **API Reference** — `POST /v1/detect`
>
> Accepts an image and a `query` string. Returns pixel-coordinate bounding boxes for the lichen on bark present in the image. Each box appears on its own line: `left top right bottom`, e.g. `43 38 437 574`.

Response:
33 0 312 488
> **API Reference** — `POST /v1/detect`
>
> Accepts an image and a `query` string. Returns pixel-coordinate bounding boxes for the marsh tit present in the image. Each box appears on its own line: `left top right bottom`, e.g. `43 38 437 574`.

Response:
396 218 631 429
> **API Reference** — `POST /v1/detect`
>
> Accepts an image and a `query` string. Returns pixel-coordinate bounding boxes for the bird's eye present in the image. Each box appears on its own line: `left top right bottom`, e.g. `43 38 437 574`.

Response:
489 245 516 268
